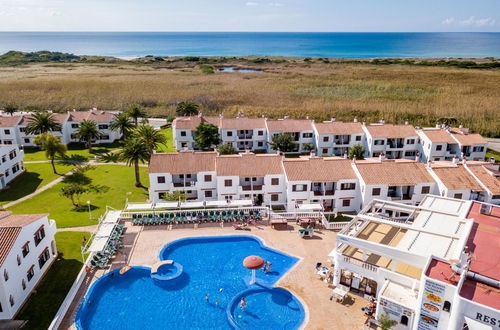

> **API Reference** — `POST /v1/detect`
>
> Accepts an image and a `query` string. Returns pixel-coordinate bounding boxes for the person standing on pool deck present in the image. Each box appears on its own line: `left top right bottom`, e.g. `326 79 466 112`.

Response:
240 297 247 310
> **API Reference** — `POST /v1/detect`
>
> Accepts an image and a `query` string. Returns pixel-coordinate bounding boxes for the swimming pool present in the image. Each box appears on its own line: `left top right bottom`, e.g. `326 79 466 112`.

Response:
76 236 304 330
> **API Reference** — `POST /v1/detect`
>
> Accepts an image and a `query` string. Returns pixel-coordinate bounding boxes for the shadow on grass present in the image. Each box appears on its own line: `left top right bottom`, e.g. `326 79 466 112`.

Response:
16 257 84 330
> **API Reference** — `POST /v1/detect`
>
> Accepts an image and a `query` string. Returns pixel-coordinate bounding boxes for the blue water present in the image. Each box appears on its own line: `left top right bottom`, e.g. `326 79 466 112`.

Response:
76 236 302 330
1 32 499 58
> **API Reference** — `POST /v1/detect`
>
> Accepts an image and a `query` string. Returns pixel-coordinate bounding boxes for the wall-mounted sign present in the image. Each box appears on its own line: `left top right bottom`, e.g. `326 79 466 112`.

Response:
418 280 446 330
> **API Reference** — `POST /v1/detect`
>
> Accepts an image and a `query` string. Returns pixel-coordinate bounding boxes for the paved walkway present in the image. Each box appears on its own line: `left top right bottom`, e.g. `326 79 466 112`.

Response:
58 225 97 232
486 138 500 152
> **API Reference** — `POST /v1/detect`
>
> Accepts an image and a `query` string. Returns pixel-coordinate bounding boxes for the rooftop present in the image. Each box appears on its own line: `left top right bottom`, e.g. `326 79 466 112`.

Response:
216 153 283 177
0 115 22 127
355 161 435 186
172 116 220 130
220 117 266 130
431 165 484 191
67 110 117 123
266 118 314 132
381 281 418 308
467 165 500 195
364 124 417 139
449 128 488 146
283 157 357 182
314 121 364 135
149 151 217 174
419 128 457 144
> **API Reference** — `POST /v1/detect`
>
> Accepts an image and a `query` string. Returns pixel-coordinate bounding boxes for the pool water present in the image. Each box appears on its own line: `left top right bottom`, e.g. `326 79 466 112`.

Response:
76 236 304 330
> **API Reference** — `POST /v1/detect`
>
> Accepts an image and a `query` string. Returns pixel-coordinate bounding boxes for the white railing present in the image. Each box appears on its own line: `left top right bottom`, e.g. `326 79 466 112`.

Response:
121 206 269 218
268 211 323 221
322 220 351 230
342 255 379 273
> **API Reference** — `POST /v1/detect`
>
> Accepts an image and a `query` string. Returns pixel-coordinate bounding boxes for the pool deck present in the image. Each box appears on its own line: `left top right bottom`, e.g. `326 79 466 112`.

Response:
60 221 369 330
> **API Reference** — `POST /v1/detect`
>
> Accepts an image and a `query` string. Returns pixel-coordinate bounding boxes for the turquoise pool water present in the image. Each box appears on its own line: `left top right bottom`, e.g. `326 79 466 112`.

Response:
76 236 304 330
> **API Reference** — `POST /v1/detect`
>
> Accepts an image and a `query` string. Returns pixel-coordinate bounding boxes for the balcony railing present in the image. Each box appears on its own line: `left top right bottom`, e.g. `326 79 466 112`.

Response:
241 185 263 191
342 255 379 273
173 182 194 188
237 135 253 139
313 190 335 196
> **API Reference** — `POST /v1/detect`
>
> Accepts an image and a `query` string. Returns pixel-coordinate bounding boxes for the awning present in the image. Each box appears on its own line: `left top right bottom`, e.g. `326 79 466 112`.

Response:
179 201 206 209
87 236 110 252
95 223 116 238
125 203 154 211
154 202 179 209
464 317 492 330
228 200 253 207
102 210 122 224
298 203 323 211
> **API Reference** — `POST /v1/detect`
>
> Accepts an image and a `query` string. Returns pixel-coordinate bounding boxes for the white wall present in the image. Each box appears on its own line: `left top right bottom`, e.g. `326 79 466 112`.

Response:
0 145 25 189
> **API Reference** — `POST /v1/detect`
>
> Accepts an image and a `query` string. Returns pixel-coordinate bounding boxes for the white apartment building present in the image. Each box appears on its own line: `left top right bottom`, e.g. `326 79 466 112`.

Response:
266 118 315 153
0 212 57 320
0 109 121 147
363 123 419 159
417 128 461 162
172 116 220 150
353 160 438 207
219 117 268 152
0 145 25 190
448 127 488 161
330 196 499 330
313 120 365 157
429 164 488 202
282 156 360 212
465 164 500 204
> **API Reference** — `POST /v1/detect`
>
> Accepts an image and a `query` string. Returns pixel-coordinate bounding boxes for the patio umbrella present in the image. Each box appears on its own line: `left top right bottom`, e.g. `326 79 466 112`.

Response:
243 255 265 285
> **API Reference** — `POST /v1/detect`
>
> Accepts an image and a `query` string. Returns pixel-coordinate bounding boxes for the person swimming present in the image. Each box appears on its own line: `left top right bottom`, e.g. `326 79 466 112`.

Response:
205 294 209 302
240 297 247 310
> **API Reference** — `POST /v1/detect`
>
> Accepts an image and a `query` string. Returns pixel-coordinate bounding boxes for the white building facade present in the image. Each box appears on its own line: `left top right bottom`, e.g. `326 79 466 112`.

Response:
363 123 420 159
0 144 25 190
313 120 365 157
0 212 57 320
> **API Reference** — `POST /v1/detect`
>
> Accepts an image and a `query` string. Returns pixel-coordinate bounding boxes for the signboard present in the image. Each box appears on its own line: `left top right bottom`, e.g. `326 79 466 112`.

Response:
418 280 446 330
379 297 414 320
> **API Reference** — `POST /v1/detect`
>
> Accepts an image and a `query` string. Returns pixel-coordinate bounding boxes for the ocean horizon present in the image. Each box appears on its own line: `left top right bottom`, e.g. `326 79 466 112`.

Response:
1 32 499 58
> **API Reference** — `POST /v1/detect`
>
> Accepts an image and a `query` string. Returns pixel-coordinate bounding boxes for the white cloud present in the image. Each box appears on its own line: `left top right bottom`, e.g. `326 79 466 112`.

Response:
246 2 259 6
442 16 495 27
269 2 283 6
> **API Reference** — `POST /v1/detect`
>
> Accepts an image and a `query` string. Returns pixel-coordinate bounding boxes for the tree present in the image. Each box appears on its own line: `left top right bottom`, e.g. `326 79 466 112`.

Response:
25 112 62 135
110 112 134 138
217 143 237 155
377 313 397 330
3 103 17 116
193 123 220 151
176 101 199 116
132 124 166 154
60 183 87 207
75 119 102 152
303 143 314 152
33 133 67 174
269 133 296 153
162 191 187 202
127 104 145 126
349 144 366 160
118 138 150 187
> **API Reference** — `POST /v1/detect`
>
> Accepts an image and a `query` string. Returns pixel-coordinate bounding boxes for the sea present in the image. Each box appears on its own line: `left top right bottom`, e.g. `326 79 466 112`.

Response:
1 32 499 58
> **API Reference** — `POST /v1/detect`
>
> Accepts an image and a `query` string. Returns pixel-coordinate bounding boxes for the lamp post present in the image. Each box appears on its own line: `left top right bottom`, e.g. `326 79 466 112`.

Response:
87 200 92 220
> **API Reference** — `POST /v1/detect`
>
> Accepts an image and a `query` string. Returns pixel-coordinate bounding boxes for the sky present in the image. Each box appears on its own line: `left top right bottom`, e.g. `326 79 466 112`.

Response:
0 0 499 32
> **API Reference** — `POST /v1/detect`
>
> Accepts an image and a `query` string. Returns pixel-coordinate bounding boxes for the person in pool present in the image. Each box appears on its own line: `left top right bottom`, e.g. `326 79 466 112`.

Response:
240 297 247 310
205 294 209 302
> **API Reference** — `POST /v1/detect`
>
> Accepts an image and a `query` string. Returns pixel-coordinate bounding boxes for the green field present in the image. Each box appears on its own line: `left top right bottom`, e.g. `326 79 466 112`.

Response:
23 142 121 162
7 165 149 228
16 231 90 330
0 162 75 205
486 148 500 162
156 128 176 152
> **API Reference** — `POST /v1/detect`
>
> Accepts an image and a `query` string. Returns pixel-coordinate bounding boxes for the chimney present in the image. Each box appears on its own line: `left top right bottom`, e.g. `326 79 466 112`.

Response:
343 151 348 159
452 155 458 164
245 146 250 154
489 157 495 164
331 117 336 122
405 120 409 125
351 155 356 164
353 118 358 123
310 150 315 158
462 156 467 165
198 112 203 118
362 121 366 126
379 152 386 161
436 124 440 128
427 160 431 169
306 116 309 120
415 151 420 162
73 109 76 112
379 119 385 124
284 115 289 120
92 107 97 111
183 146 188 151
276 148 281 155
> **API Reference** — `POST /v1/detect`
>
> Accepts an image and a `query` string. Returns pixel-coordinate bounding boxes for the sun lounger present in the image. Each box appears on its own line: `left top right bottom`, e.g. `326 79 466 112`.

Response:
299 228 314 238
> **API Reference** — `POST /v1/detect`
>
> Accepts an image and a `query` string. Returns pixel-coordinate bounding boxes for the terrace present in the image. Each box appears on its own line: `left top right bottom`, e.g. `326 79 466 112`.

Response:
311 182 336 196
172 174 197 188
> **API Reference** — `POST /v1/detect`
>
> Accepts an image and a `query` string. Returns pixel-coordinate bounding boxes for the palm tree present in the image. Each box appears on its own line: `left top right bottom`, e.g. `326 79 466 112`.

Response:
176 101 199 116
33 133 67 174
3 104 17 116
110 112 134 139
118 138 150 187
127 104 145 126
132 125 166 154
75 120 102 152
25 112 62 135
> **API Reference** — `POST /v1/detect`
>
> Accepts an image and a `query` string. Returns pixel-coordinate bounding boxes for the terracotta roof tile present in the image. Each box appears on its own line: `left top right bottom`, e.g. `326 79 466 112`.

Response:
0 115 22 127
432 165 484 191
18 113 68 125
365 124 417 138
420 129 457 144
149 151 216 174
173 116 221 130
216 153 283 177
356 161 435 185
266 119 314 132
0 214 48 227
449 128 487 146
67 110 116 123
220 117 266 130
467 165 500 194
314 121 364 135
0 227 22 266
283 157 357 181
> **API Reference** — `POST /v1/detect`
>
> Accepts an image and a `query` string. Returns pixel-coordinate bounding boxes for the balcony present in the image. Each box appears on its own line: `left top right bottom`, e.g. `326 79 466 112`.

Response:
241 185 263 191
313 190 335 196
237 134 253 140
173 182 194 188
334 138 351 145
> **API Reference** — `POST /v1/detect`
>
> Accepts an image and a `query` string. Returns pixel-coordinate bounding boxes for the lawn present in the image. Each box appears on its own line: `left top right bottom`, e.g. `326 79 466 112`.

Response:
16 231 90 330
7 165 150 228
156 128 175 152
0 162 75 205
23 142 122 162
486 148 500 162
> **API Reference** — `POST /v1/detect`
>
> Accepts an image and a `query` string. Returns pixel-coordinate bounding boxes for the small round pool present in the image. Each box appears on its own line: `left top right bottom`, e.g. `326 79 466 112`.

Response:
151 262 183 281
228 287 304 330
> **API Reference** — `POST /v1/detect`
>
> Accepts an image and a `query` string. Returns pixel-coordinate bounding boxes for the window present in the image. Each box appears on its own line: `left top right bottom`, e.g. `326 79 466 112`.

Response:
181 142 188 148
204 175 212 182
271 178 279 185
404 151 416 157
156 176 166 184
400 315 409 326
372 188 381 196
355 136 361 141
421 186 430 194
340 183 356 190
3 140 12 145
5 169 9 177
323 136 329 142
9 295 14 307
4 129 11 135
473 146 484 152
443 301 451 312
12 164 20 174
258 142 263 147
34 226 45 246
158 192 165 200
71 123 79 128
17 255 21 266
436 145 443 151
224 179 232 187
22 279 26 290
204 190 213 198
27 266 34 281
1 155 5 163
342 199 351 207
227 131 233 137
24 138 30 143
9 151 16 159
374 139 385 145
322 148 328 154
271 194 279 202
407 139 415 145
100 135 110 140
0 302 2 312
292 184 307 192
3 269 8 281
22 242 30 257
180 131 187 137
258 130 264 136
302 132 313 138
19 127 25 132
454 193 463 199
98 124 109 129
38 249 50 269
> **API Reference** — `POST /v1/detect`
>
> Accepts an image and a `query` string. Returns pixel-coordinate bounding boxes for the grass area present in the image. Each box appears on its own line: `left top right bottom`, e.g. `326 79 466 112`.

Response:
156 128 176 152
23 142 121 162
327 214 353 222
0 162 75 205
7 165 149 228
0 62 498 136
486 148 500 162
16 231 90 330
